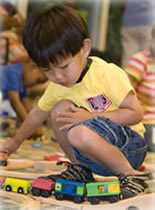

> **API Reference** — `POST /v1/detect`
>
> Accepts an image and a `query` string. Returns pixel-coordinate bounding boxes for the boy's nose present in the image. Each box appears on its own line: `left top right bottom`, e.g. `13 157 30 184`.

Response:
55 72 64 81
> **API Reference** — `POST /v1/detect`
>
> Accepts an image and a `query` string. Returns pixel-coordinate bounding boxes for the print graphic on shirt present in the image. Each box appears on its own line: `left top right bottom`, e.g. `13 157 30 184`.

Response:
87 95 112 112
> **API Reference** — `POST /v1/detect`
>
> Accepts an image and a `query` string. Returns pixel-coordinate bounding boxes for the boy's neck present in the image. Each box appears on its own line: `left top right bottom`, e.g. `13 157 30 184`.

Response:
76 58 92 83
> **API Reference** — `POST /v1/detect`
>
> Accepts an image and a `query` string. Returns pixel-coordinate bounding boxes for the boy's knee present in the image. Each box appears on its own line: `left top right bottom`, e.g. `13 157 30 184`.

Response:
50 99 74 123
67 126 89 149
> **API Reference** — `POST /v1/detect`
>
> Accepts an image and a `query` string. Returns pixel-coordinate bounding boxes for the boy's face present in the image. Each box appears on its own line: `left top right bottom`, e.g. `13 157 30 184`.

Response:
42 39 91 87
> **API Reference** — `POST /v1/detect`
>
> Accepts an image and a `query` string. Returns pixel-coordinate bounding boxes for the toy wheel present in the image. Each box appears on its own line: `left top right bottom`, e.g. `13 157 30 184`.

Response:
109 195 120 203
17 187 24 194
74 196 84 203
31 188 41 196
88 197 100 205
119 193 123 200
41 190 51 198
55 193 64 200
5 185 12 192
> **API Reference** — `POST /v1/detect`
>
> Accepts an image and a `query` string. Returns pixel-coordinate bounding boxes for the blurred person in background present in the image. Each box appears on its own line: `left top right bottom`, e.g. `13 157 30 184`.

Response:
125 26 155 152
121 0 155 66
0 5 47 137
0 1 24 35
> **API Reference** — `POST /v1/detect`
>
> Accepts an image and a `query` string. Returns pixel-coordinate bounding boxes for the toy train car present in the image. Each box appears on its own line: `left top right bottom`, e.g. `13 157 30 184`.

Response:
0 176 55 198
86 180 121 204
0 176 121 204
55 179 85 203
55 178 121 204
3 177 31 194
31 177 55 197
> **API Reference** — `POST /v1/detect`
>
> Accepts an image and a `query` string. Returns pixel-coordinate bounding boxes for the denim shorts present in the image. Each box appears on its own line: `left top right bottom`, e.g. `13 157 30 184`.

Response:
72 116 148 176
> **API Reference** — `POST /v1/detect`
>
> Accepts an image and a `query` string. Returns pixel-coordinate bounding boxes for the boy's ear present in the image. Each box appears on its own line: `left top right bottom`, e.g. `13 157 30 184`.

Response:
82 38 92 58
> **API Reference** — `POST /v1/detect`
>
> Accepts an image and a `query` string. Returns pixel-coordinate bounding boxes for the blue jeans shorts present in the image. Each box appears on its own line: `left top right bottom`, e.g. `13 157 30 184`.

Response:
72 116 148 176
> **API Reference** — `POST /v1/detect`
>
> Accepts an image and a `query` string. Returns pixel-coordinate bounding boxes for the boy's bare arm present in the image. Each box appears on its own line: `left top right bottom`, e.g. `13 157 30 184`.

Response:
102 90 143 125
0 106 49 156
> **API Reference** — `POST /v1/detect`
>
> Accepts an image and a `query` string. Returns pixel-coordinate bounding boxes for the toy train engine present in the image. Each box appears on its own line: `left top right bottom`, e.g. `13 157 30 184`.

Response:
31 177 55 197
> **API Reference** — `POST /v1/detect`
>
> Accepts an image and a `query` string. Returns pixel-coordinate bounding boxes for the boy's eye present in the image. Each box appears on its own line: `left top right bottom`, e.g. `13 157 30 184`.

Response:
59 64 69 69
41 67 49 72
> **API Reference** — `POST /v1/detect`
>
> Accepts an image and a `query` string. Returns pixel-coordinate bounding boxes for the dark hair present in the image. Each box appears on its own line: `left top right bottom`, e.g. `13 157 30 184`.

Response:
23 4 89 68
1 1 17 16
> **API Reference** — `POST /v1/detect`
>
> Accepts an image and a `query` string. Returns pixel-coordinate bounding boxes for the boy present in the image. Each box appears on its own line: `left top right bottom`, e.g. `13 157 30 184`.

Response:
0 4 149 198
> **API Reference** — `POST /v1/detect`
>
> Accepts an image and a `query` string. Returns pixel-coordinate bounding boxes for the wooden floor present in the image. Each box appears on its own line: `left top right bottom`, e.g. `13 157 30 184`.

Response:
0 135 155 210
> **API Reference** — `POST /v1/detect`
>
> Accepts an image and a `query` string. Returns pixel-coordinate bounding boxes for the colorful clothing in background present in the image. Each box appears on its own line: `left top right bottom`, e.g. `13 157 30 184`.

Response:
125 50 155 125
0 63 27 100
0 31 28 65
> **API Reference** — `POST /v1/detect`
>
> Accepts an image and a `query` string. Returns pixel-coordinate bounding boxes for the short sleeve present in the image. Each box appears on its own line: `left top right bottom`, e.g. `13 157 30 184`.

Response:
38 83 63 112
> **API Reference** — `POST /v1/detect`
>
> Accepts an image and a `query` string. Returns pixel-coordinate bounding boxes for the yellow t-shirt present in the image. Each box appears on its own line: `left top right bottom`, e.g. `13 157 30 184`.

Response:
38 56 145 136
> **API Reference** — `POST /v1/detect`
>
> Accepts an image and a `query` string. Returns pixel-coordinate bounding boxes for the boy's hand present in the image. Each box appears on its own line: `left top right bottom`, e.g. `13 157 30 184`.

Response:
0 137 21 159
56 106 96 130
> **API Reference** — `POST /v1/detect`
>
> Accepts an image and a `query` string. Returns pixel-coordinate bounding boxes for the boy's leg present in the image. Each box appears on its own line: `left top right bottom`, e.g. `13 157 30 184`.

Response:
50 100 147 177
66 116 149 198
67 116 147 176
67 124 138 176
50 99 133 176
48 100 94 183
50 100 78 162
49 100 149 198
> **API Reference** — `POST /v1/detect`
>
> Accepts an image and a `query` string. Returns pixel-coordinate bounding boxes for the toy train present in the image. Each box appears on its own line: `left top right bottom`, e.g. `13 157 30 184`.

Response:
0 176 122 204
55 178 121 204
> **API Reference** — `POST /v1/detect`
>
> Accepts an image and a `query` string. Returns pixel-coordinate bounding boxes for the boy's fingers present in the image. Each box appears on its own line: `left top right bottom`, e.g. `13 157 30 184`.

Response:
59 123 73 130
56 117 74 123
56 111 73 118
